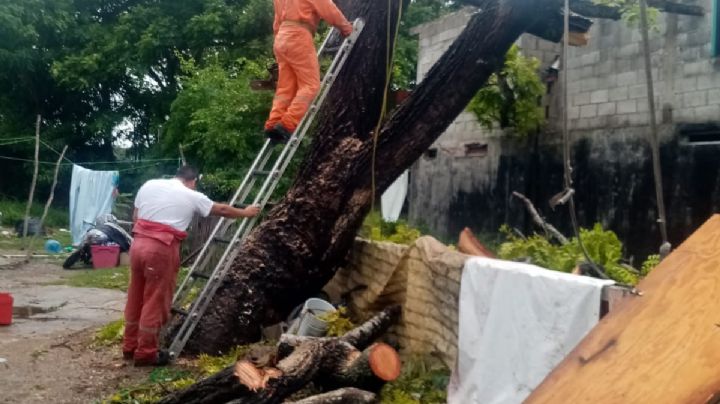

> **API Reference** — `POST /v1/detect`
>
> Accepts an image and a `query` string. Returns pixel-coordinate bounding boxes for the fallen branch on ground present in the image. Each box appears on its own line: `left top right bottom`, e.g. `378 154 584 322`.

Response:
160 306 401 404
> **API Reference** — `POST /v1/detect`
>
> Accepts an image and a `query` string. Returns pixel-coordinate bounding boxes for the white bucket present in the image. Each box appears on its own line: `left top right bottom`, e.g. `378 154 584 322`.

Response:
295 298 336 337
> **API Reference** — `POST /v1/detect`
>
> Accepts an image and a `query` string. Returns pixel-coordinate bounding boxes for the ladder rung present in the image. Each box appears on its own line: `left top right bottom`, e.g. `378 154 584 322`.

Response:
213 236 232 244
252 170 272 176
191 272 210 280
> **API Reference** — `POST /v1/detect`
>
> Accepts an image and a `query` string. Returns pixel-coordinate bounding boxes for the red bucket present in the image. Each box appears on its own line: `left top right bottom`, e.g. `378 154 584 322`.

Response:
0 293 13 325
91 245 120 269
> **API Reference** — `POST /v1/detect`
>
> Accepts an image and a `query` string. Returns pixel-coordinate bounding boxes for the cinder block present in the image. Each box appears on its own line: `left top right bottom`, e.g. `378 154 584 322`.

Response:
580 104 598 118
708 89 720 105
617 71 638 86
568 106 580 119
598 102 617 116
618 43 640 58
629 84 647 99
581 52 601 66
683 61 711 76
581 78 601 92
617 99 638 114
595 62 613 76
697 75 720 90
591 89 610 104
609 87 629 101
683 91 708 108
573 92 591 106
675 77 698 93
694 105 720 120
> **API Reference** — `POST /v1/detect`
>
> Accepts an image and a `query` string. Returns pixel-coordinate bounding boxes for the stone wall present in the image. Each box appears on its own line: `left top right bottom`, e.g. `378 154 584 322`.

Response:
324 237 465 367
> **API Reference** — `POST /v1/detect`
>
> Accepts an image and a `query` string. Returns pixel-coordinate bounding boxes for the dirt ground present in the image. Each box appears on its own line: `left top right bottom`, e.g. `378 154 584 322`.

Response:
0 260 152 403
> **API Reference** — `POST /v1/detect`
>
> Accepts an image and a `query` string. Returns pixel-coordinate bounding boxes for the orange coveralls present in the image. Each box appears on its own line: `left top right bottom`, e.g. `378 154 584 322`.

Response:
264 0 353 133
122 219 187 363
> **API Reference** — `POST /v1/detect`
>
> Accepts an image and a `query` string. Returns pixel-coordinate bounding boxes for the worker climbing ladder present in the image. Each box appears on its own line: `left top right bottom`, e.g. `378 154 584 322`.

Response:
166 19 365 360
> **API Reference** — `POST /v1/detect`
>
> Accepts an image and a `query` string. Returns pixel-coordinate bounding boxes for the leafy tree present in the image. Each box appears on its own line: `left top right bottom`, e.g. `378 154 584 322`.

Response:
466 44 545 136
163 57 272 199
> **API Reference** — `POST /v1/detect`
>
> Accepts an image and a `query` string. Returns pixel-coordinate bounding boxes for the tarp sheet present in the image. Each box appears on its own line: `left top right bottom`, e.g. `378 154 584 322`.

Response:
448 257 614 404
69 165 118 245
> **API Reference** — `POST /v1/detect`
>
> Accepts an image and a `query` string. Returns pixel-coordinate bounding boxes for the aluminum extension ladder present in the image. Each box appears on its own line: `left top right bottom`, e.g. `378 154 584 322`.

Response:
166 19 365 360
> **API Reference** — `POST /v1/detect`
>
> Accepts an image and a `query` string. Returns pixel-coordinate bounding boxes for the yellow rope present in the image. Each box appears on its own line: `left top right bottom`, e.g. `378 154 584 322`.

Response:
370 0 404 211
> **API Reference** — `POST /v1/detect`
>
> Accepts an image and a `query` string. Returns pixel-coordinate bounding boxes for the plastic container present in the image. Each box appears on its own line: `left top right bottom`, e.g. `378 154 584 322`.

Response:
91 245 120 269
295 298 336 337
0 293 13 326
44 239 62 254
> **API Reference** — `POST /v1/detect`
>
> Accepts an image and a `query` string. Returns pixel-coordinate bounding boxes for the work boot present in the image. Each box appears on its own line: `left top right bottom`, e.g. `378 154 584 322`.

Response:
122 351 134 361
134 350 170 367
271 123 293 144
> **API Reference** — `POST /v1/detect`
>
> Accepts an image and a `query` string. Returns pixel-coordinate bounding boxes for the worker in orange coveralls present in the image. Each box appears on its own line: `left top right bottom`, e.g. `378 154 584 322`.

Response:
264 0 353 142
122 166 260 366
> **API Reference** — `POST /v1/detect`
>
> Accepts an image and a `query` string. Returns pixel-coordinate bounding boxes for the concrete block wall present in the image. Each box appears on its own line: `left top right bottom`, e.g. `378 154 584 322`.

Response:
565 2 720 133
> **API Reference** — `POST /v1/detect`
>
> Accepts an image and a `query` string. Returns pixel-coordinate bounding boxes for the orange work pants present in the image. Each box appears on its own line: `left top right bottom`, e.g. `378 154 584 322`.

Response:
122 236 180 362
265 26 320 133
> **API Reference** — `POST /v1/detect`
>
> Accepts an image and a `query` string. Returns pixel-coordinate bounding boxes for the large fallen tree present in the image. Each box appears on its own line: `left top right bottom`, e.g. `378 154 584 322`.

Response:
180 0 555 354
165 0 706 399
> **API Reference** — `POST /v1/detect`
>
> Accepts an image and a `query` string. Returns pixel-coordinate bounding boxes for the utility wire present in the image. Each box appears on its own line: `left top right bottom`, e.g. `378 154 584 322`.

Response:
562 0 608 279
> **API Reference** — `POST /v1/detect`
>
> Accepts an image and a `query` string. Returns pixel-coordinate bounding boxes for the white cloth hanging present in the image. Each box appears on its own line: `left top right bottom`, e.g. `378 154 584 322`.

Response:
380 170 408 222
69 165 119 245
448 257 614 404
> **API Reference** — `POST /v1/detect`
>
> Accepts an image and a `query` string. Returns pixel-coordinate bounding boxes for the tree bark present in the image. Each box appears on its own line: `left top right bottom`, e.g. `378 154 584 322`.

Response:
182 0 554 354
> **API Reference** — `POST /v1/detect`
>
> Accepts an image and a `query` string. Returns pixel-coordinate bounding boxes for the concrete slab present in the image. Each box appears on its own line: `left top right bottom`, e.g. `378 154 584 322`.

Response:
0 285 125 345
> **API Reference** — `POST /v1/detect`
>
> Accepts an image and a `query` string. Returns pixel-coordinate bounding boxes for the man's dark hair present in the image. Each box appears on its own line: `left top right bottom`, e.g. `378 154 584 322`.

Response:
176 165 200 182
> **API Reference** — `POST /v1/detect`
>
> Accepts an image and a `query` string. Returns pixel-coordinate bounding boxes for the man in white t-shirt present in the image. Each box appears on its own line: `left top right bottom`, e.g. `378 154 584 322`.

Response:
123 166 260 366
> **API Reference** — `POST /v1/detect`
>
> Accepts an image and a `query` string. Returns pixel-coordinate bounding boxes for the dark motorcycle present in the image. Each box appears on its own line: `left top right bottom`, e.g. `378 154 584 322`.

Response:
63 214 133 269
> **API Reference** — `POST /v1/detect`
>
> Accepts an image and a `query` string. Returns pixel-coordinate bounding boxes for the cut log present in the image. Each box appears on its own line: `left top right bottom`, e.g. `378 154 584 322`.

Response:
162 307 400 404
284 388 377 404
458 227 496 257
329 342 401 388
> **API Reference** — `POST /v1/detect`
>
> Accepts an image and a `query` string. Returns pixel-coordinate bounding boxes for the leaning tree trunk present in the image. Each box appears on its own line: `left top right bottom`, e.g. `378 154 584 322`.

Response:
184 0 557 353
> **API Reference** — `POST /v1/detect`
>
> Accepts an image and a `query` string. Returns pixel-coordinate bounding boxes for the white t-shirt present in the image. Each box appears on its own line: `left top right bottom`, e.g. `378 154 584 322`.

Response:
134 178 214 231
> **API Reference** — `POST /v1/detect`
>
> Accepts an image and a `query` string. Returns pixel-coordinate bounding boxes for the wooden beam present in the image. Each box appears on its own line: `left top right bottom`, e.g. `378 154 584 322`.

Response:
526 215 720 403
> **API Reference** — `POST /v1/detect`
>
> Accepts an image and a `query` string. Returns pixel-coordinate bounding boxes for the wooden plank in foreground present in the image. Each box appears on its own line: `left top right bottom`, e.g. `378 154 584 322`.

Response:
526 214 720 404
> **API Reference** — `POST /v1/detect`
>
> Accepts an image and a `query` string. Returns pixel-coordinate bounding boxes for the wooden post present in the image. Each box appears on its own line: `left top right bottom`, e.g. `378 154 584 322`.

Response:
22 115 41 247
639 0 670 252
26 145 68 260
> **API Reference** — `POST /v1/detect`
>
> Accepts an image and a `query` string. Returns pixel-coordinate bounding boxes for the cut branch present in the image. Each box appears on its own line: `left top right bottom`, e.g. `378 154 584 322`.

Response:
284 388 377 404
162 307 400 404
512 191 569 244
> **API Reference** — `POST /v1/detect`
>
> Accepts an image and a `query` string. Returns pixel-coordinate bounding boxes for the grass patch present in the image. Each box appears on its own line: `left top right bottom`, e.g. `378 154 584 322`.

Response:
102 343 273 404
103 368 195 404
93 319 125 347
0 199 68 228
380 355 450 404
63 266 130 291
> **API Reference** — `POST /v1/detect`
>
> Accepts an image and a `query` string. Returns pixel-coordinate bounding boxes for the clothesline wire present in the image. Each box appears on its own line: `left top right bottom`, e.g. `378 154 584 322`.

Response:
0 154 178 166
